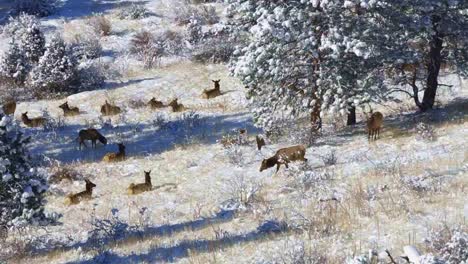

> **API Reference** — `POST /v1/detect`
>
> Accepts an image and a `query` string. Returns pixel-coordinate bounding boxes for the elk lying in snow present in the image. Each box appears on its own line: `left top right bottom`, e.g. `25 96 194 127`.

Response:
100 100 121 116
202 79 222 99
2 100 16 115
78 128 107 149
256 135 266 150
21 112 46 127
59 101 80 116
127 170 152 195
367 111 384 141
103 143 126 162
148 97 165 110
65 179 96 206
260 145 307 173
168 98 186 112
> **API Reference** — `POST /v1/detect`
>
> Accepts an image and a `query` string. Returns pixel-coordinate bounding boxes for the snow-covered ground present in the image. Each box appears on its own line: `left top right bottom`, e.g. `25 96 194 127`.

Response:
1 0 467 263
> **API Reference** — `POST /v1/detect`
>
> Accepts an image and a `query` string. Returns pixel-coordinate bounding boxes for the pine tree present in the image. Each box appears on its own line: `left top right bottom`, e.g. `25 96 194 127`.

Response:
0 39 29 85
3 13 46 64
227 0 388 133
29 35 76 96
0 113 49 229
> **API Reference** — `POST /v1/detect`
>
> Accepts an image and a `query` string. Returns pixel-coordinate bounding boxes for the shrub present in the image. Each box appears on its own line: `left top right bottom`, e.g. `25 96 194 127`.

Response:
130 30 164 69
118 4 148 20
72 60 106 92
424 226 468 264
416 122 437 142
86 13 111 36
319 150 337 166
156 30 186 56
221 175 263 211
68 34 102 60
192 38 235 63
0 40 29 85
12 0 59 17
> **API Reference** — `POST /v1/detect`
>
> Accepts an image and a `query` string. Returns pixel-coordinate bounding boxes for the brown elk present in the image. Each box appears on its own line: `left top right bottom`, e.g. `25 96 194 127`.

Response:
260 145 307 173
21 112 46 127
100 100 121 116
168 98 186 112
256 135 266 150
201 79 222 99
367 111 384 141
102 143 126 162
2 100 16 115
78 128 107 149
64 179 97 206
59 101 80 116
127 170 153 195
148 97 165 110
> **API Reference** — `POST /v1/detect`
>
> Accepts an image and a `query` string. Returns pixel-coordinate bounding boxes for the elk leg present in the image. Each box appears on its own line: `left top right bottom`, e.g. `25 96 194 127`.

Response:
276 163 281 173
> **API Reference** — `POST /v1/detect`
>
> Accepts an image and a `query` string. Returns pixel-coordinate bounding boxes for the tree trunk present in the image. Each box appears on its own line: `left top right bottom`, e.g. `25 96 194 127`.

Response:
310 93 322 132
421 15 443 111
347 106 356 126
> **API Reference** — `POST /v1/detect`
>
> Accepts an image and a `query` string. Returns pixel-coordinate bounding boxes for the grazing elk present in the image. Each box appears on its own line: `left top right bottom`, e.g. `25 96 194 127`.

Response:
64 179 96 206
78 128 107 149
102 143 126 162
168 98 186 112
148 97 165 110
2 100 16 115
256 135 266 150
59 101 80 116
21 112 46 127
127 170 153 195
202 79 222 99
260 145 307 173
100 100 121 116
367 111 384 141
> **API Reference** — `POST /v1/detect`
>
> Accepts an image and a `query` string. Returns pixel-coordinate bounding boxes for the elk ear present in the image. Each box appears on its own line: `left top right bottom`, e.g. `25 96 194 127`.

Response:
217 79 221 82
148 170 151 174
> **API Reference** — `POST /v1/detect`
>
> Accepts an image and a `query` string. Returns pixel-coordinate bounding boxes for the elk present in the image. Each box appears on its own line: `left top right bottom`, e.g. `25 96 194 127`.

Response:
78 128 107 149
201 79 222 99
102 143 126 162
127 170 153 195
21 112 46 127
168 98 186 112
367 111 384 141
260 145 307 173
2 100 16 115
148 97 165 110
64 179 96 206
59 101 80 116
256 135 266 150
100 100 121 116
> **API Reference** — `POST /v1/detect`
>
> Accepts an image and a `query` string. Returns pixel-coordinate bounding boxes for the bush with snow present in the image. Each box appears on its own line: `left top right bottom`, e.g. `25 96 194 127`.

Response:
221 174 262 211
86 13 111 36
0 113 49 230
68 34 102 61
424 226 468 264
118 4 148 20
72 60 106 92
416 122 437 142
12 0 58 17
130 30 164 69
0 40 29 85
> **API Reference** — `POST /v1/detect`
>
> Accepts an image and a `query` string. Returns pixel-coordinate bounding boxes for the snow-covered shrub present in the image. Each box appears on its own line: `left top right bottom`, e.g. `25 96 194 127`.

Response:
253 240 328 264
72 60 106 92
68 35 102 60
89 208 135 249
401 170 447 195
151 112 169 129
130 30 164 69
48 165 81 184
416 122 437 142
320 150 338 166
86 13 111 36
0 113 49 229
187 19 202 44
173 5 201 26
224 144 245 166
2 13 46 64
0 40 29 85
118 4 148 20
221 174 262 211
12 0 58 17
424 226 468 264
155 30 187 56
29 35 77 97
192 37 235 63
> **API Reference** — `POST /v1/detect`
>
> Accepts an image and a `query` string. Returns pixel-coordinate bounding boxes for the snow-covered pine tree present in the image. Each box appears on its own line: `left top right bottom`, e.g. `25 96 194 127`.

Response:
3 13 46 64
0 39 29 85
12 0 58 17
227 0 388 133
359 0 468 111
0 112 48 229
29 35 76 96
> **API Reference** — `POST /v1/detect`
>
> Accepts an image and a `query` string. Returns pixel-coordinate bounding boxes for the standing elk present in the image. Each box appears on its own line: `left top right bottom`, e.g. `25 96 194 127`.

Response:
78 128 107 149
168 98 186 112
127 170 153 195
256 135 266 150
367 111 384 141
102 143 126 162
2 100 16 115
260 145 307 173
64 179 97 206
59 101 80 116
21 112 46 127
202 79 222 99
100 100 121 116
148 97 165 110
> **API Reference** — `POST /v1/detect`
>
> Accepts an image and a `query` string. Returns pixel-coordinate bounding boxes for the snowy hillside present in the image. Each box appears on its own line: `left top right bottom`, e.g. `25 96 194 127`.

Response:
0 1 467 264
